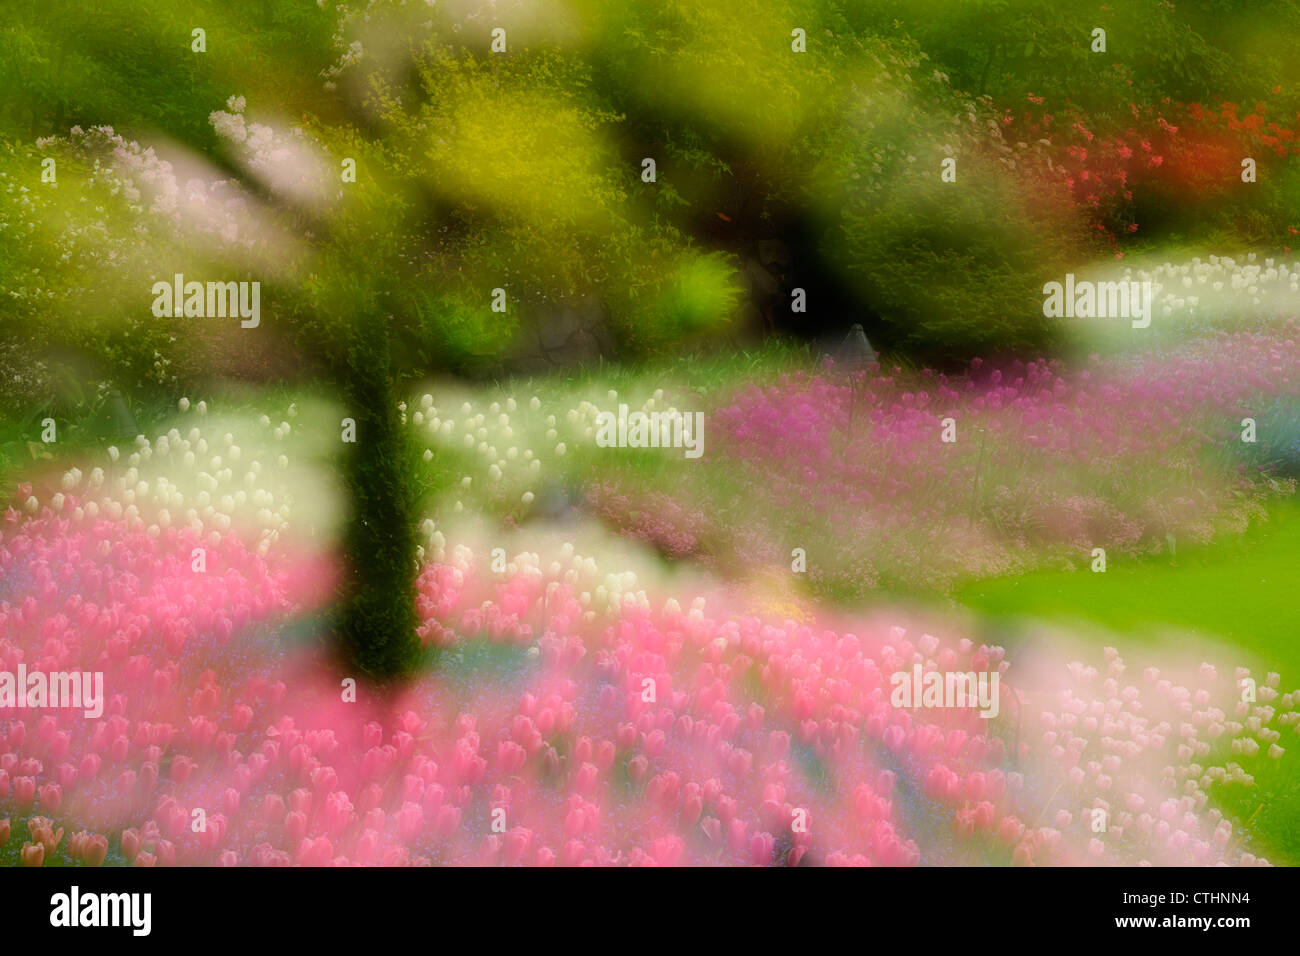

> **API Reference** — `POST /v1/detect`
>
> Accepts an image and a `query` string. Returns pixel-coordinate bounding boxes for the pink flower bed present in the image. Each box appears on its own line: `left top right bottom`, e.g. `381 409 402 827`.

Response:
589 325 1299 595
0 492 1287 866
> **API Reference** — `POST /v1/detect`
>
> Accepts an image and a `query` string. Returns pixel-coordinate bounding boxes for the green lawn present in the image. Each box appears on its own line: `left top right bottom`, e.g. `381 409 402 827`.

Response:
957 496 1300 864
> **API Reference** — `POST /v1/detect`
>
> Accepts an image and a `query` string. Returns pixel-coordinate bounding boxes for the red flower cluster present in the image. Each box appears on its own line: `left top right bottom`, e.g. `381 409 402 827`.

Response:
1005 89 1300 250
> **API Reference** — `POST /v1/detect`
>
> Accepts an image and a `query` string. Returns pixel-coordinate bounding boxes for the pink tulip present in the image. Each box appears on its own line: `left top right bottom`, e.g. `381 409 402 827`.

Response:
78 752 101 781
395 802 423 842
284 811 308 843
998 816 1024 845
503 827 533 865
355 830 381 864
20 842 44 867
84 835 109 866
38 782 62 813
627 755 648 783
120 829 141 862
434 804 460 838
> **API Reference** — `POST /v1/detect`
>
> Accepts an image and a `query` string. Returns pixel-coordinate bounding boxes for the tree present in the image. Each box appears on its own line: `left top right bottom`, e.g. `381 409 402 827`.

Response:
2 0 749 678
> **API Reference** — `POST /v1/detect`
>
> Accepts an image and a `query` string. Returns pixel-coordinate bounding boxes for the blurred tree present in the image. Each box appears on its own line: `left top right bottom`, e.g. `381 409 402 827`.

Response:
3 0 751 677
5 0 1297 675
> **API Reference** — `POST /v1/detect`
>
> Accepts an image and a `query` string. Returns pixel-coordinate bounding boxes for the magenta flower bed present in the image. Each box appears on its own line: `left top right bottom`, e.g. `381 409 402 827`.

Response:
589 325 1299 595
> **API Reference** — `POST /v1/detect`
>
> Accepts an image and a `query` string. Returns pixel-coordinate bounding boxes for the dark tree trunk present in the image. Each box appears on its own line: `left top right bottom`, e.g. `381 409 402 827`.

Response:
336 306 420 679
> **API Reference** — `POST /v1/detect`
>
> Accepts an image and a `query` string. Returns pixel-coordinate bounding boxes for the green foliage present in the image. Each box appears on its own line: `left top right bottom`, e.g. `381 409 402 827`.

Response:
810 47 1083 360
1 0 334 142
413 288 520 375
619 251 744 352
658 252 744 335
0 138 182 411
854 0 1268 109
837 158 1076 359
584 0 851 149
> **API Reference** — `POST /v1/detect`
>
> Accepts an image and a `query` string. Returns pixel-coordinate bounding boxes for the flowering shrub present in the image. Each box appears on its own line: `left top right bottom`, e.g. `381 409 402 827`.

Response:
1002 91 1300 252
